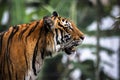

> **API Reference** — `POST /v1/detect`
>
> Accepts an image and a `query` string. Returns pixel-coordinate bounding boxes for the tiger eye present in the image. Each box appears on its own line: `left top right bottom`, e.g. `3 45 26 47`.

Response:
62 19 65 22
66 21 68 23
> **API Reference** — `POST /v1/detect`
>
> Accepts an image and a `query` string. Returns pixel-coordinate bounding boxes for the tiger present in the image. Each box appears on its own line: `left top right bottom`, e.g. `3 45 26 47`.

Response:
0 11 84 80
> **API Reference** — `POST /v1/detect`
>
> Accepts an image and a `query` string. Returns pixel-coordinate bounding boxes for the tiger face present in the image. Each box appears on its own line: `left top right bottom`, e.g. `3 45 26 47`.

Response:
48 11 84 55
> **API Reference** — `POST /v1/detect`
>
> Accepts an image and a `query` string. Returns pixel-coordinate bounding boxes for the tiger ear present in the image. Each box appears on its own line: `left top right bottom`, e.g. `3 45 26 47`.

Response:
52 11 59 17
43 16 54 30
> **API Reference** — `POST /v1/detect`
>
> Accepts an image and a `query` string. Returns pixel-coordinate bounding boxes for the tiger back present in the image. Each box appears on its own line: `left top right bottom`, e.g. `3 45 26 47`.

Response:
0 11 84 80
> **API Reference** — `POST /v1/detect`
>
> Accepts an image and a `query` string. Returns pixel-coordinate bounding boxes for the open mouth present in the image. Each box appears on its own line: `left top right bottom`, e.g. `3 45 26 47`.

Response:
64 46 76 55
64 41 81 55
60 39 83 55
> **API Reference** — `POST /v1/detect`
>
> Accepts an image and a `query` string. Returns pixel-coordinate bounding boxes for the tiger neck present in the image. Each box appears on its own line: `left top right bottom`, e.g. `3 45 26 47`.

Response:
29 23 56 76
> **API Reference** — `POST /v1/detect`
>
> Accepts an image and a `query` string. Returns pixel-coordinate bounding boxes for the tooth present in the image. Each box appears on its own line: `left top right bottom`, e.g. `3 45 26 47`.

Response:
72 47 76 51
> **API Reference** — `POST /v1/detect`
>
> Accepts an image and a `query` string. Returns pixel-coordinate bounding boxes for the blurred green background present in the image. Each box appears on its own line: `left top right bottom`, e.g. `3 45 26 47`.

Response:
0 0 120 80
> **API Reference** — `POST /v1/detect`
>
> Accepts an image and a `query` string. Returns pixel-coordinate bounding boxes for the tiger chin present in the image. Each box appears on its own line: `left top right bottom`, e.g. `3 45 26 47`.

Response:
0 11 84 80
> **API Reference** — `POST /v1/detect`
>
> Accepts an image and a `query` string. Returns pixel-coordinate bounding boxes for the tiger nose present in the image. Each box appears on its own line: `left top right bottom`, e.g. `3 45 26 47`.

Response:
80 36 84 40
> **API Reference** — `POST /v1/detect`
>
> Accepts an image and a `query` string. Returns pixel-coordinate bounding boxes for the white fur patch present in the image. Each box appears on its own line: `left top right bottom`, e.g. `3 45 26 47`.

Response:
56 45 61 51
25 70 37 80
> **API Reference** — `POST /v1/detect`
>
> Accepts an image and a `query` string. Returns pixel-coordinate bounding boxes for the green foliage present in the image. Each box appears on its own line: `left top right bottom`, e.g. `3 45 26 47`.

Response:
38 54 65 80
0 0 8 31
0 0 7 22
0 0 119 80
10 0 26 25
71 60 95 80
78 7 96 30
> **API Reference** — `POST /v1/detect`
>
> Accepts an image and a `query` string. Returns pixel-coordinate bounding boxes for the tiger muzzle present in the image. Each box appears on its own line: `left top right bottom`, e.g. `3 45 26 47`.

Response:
64 38 84 55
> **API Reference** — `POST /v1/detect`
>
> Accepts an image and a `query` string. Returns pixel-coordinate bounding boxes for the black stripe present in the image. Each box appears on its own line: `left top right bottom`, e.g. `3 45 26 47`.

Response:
1 54 6 80
58 22 73 33
0 26 19 79
0 58 4 79
41 49 44 59
58 22 64 28
8 26 19 43
26 22 39 42
6 54 12 80
16 72 18 80
47 51 52 57
58 22 69 32
58 22 68 32
32 38 39 75
32 27 42 75
59 29 64 42
0 59 2 78
19 25 29 40
5 26 19 80
32 39 39 75
0 32 4 54
55 29 60 44
32 25 50 75
24 75 25 80
58 17 61 20
24 49 28 69
6 26 19 61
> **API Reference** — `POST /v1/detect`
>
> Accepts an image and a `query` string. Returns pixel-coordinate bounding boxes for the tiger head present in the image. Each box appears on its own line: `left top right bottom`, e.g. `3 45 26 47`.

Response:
43 11 84 55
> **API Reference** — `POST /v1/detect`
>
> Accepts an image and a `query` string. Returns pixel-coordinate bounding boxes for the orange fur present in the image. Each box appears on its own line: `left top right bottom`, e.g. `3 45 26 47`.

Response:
0 12 84 80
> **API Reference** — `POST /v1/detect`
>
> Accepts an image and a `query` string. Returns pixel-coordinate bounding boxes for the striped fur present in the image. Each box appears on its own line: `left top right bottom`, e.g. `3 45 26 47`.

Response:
0 11 84 80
